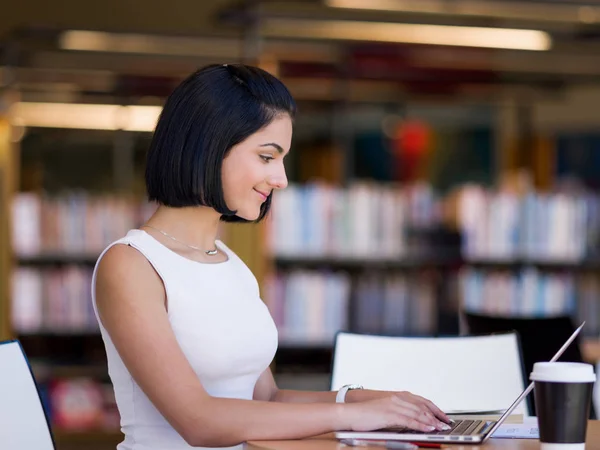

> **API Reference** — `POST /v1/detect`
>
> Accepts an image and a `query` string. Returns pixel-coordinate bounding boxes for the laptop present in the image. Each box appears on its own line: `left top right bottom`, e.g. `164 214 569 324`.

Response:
335 322 585 445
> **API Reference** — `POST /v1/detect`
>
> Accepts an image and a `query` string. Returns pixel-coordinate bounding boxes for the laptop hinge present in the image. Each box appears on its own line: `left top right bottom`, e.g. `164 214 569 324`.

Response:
477 421 496 435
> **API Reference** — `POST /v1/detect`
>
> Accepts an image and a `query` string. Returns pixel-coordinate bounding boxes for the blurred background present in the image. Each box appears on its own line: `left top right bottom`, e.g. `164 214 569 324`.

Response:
2 0 600 448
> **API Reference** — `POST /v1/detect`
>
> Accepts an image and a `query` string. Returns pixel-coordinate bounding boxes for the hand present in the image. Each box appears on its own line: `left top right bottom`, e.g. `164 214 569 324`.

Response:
342 392 452 433
346 389 451 425
392 391 451 425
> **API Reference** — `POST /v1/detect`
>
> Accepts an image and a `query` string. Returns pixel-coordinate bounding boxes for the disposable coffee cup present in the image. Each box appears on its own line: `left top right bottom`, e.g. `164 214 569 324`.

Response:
530 362 596 450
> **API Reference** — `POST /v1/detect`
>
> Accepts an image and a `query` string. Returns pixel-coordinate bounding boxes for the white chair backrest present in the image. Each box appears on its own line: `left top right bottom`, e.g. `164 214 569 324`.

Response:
0 340 55 450
331 332 530 415
594 363 600 420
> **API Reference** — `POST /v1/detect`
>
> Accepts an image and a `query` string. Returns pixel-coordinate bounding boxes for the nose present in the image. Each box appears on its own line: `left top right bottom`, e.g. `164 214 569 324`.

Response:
267 174 288 190
267 168 288 190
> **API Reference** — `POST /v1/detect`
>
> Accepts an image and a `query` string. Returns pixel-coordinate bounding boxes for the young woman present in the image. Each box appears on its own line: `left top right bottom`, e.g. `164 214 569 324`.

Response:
92 63 451 450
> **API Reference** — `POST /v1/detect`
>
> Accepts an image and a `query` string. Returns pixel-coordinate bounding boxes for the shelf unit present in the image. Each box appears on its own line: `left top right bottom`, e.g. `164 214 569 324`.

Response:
53 429 123 450
463 259 600 272
13 250 600 351
16 254 100 266
273 255 463 271
0 115 13 341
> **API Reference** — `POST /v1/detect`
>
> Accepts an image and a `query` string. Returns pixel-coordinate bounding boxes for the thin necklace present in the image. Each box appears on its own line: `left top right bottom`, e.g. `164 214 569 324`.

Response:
142 225 218 256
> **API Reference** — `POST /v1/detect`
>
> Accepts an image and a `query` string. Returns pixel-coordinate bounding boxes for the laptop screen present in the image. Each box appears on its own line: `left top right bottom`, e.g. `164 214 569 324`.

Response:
483 321 586 441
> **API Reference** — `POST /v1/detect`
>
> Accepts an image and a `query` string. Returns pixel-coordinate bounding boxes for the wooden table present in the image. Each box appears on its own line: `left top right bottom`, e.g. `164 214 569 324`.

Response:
248 421 599 450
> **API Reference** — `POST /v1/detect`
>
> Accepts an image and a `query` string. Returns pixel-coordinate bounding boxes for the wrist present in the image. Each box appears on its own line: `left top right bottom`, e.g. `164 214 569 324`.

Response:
333 402 353 431
344 387 369 403
346 388 390 403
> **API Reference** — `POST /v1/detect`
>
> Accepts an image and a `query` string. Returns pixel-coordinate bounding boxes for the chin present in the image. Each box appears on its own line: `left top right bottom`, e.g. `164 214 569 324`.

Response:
235 208 261 222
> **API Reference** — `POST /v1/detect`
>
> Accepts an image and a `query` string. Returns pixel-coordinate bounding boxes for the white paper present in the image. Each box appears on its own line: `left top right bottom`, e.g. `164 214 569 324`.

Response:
446 409 505 415
492 417 539 439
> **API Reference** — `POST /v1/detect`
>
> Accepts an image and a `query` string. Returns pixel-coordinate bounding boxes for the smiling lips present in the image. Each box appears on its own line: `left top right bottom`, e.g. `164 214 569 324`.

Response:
254 189 269 201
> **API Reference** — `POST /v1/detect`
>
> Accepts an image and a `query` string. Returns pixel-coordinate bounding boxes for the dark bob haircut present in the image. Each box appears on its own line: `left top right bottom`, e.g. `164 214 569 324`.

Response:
145 63 296 222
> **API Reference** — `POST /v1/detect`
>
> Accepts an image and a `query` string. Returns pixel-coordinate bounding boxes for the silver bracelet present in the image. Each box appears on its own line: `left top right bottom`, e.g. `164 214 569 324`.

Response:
336 384 364 403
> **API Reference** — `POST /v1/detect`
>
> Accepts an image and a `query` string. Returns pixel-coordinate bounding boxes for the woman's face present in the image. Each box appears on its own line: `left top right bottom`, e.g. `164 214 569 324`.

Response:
221 114 292 221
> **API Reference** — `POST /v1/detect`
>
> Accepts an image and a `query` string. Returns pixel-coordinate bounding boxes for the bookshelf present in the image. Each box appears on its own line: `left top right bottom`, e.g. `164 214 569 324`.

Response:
462 259 600 271
5 108 600 450
274 256 461 271
0 115 14 341
53 429 123 450
17 254 100 266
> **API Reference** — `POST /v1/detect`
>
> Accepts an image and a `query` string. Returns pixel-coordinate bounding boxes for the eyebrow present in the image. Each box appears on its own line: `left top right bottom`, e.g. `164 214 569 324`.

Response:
260 142 285 155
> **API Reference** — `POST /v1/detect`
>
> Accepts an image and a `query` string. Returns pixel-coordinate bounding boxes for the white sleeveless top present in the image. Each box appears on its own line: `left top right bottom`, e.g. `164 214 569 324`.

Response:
91 229 279 450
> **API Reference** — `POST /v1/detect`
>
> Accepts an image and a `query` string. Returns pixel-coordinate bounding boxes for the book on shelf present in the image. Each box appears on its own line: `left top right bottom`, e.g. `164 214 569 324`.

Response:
11 266 98 334
578 276 600 337
458 186 600 262
354 272 438 336
33 376 120 434
12 192 156 257
460 268 600 335
266 270 442 345
266 270 350 345
268 182 442 260
48 378 119 432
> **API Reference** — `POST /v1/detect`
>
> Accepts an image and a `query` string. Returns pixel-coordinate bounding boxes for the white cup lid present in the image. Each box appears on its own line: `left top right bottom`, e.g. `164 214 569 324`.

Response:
530 362 596 383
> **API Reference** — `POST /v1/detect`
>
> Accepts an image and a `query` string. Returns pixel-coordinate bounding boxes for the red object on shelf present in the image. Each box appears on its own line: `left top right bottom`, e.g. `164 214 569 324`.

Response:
50 378 104 431
392 119 431 182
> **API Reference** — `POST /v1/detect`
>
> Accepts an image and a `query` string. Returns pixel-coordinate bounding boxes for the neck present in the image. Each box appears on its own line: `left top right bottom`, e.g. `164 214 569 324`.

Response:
144 205 221 251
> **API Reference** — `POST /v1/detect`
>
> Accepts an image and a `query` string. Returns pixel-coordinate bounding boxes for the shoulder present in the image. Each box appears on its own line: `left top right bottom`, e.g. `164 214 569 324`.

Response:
97 243 154 279
95 230 151 274
95 243 165 309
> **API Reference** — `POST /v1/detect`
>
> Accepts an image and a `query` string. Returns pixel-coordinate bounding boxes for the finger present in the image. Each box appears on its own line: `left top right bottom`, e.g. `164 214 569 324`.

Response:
392 395 446 429
393 400 439 429
416 396 452 424
391 395 433 423
421 410 450 431
403 418 437 433
406 397 451 430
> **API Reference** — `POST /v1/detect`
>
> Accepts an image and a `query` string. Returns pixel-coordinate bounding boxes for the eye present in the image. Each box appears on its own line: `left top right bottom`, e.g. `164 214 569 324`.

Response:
260 154 274 163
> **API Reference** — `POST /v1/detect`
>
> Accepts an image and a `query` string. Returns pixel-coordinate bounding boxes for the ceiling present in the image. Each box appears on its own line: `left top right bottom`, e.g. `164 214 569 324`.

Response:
3 0 600 105
0 0 233 38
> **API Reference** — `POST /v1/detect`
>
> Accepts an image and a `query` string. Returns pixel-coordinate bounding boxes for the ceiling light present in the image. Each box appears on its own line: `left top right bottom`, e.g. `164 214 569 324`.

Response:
262 18 551 51
9 102 161 132
59 30 243 58
325 0 598 24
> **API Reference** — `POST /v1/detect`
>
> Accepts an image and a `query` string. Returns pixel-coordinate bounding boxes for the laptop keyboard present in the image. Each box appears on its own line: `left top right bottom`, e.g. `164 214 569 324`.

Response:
384 419 491 436
426 419 496 436
433 420 482 435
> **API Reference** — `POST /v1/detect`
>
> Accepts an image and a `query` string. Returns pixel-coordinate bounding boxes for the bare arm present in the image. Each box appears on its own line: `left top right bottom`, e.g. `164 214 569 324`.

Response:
96 245 447 448
254 368 449 423
253 368 393 403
